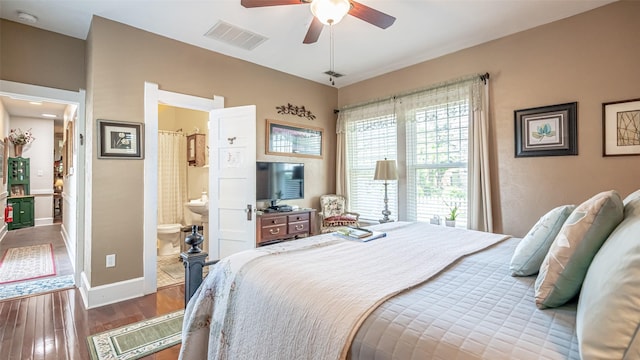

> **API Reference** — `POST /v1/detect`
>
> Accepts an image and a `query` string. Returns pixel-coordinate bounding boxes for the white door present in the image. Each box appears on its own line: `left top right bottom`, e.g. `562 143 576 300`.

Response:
208 105 257 260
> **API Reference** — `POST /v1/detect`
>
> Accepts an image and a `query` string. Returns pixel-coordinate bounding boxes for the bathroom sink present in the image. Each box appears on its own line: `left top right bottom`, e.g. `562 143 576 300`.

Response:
186 200 209 217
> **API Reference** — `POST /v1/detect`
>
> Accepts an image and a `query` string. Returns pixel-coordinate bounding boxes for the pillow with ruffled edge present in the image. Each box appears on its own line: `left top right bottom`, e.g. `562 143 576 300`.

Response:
535 190 623 309
577 194 640 359
510 205 575 276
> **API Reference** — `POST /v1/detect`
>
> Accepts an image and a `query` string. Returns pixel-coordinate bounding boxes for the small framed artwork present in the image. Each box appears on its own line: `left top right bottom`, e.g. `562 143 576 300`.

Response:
0 138 5 185
514 102 578 157
266 119 323 159
602 98 640 157
97 119 144 159
10 184 25 197
64 121 74 174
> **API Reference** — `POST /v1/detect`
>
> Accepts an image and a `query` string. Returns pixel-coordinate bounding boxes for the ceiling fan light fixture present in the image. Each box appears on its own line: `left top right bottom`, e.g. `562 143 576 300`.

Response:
310 0 350 25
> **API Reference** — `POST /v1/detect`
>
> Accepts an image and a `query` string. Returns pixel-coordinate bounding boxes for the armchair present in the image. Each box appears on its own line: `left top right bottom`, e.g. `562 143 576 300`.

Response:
319 194 360 233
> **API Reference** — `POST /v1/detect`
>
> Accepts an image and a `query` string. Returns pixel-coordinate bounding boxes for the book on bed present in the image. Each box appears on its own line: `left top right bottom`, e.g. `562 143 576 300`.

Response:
335 227 387 242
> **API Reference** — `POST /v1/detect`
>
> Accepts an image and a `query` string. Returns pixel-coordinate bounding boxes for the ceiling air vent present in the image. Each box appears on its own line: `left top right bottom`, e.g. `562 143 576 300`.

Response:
204 21 267 51
324 70 344 78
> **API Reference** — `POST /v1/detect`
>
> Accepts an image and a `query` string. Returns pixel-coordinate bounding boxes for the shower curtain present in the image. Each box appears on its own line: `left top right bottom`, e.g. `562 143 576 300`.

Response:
158 131 188 225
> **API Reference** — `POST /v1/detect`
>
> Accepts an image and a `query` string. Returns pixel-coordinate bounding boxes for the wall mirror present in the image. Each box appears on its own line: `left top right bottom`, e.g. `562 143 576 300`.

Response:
266 119 323 159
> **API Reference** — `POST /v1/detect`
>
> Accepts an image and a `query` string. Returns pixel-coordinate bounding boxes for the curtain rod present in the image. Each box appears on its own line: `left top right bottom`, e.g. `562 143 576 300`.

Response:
334 72 489 114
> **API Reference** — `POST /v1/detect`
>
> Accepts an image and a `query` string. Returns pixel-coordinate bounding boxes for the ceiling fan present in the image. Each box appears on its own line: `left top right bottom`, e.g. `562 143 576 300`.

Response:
240 0 396 44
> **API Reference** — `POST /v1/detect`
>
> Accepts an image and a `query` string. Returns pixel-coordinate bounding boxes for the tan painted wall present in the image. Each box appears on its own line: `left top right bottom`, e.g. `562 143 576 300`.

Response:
4 1 637 287
338 1 640 237
0 20 85 92
87 16 337 285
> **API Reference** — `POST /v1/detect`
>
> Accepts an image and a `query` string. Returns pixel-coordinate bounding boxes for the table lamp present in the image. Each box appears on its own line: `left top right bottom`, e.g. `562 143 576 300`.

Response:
374 158 398 223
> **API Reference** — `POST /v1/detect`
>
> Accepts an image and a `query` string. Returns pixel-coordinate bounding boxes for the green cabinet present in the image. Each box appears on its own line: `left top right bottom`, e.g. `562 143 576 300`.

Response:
8 157 30 196
8 196 35 230
7 157 34 230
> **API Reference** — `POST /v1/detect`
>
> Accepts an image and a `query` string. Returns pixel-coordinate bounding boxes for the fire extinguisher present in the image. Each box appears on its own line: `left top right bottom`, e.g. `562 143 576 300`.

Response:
5 203 13 223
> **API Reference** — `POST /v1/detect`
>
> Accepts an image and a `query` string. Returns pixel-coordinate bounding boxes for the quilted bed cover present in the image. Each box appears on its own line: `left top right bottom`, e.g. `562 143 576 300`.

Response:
349 237 580 359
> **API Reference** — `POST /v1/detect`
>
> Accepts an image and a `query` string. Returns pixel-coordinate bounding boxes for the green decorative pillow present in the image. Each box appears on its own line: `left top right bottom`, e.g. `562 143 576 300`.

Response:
577 195 640 358
510 205 575 276
535 190 624 309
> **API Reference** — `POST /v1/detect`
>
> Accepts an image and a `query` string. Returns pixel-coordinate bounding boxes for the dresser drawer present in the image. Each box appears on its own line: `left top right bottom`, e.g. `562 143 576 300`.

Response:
261 215 287 227
288 212 309 223
261 225 287 242
288 221 309 235
256 209 317 246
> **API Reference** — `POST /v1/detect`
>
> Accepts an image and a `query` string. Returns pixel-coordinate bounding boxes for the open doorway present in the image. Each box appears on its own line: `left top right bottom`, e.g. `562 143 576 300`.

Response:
0 80 86 299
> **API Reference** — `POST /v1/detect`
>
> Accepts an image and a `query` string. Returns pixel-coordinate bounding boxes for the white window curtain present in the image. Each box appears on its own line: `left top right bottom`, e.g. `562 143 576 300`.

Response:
468 77 493 232
337 74 492 231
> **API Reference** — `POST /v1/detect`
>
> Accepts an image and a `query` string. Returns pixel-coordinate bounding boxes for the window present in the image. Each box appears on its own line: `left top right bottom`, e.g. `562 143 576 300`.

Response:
406 97 469 227
342 80 474 226
345 114 398 220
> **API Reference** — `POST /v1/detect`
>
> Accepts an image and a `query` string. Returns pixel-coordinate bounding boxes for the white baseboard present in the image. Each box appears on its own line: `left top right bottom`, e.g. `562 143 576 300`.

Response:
60 225 75 272
35 218 54 226
79 272 146 309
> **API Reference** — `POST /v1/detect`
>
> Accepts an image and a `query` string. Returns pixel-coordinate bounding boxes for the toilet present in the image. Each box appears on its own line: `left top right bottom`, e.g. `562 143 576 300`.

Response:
157 224 182 256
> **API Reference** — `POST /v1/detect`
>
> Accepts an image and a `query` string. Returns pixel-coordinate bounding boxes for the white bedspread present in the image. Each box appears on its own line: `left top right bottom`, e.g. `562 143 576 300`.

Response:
179 222 510 360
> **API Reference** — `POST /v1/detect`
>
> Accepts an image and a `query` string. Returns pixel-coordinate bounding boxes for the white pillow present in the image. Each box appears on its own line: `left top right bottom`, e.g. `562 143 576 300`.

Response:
509 205 575 276
577 194 640 358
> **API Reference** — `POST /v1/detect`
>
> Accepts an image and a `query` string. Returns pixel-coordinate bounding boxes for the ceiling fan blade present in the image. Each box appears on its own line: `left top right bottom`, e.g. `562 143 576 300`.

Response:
303 17 323 44
349 1 396 29
240 0 303 8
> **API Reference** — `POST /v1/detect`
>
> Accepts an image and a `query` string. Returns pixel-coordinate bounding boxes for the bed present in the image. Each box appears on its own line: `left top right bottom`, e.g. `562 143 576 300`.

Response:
179 189 640 360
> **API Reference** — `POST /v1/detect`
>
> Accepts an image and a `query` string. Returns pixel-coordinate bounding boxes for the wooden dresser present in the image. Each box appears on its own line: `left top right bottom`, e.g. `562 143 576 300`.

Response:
256 209 317 246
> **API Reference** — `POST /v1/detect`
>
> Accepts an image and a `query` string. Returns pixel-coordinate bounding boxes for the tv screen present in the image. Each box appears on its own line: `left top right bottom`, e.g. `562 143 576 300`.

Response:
256 162 304 202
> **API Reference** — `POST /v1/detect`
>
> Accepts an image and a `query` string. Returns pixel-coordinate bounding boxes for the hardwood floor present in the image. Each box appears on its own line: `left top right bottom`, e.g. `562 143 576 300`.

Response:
0 284 185 359
0 225 186 359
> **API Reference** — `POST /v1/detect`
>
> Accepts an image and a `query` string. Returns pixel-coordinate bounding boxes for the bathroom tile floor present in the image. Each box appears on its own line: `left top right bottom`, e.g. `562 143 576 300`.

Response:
157 254 184 288
156 252 210 289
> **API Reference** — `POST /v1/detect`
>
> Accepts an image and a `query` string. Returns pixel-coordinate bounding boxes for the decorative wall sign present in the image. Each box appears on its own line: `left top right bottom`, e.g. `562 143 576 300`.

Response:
514 102 578 157
266 119 323 159
602 98 640 157
276 103 316 120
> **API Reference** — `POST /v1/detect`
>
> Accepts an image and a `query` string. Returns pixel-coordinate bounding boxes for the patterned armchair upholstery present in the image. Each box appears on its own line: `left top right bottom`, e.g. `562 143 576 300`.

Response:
319 194 360 233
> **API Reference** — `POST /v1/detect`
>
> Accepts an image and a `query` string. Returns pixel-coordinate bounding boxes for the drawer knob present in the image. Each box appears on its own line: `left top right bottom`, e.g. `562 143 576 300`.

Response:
295 224 304 231
269 228 280 235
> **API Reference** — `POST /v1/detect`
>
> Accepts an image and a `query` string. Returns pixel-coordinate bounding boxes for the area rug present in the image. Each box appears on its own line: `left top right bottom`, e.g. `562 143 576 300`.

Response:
160 262 185 280
87 310 184 360
0 274 75 301
0 244 56 284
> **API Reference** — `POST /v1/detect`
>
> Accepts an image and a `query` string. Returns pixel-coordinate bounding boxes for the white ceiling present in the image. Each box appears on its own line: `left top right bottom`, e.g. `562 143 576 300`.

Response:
1 0 615 90
0 95 68 129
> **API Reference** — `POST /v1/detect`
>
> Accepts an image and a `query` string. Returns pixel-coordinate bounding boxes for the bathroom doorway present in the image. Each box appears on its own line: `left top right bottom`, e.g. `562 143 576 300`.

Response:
143 83 257 295
156 104 209 288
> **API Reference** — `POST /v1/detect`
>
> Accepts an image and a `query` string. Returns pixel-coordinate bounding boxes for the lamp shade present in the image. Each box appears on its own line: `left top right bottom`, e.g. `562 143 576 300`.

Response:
374 159 398 181
310 0 350 25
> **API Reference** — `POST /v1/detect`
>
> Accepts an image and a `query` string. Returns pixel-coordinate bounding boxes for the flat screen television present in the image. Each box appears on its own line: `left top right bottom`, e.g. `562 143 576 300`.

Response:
256 162 304 205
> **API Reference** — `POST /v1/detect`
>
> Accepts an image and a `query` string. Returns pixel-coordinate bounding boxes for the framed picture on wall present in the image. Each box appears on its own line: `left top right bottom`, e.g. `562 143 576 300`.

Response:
0 138 5 185
602 98 640 157
97 119 144 159
514 102 578 157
